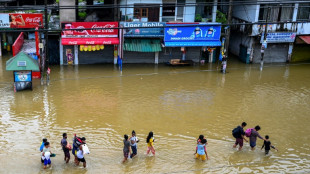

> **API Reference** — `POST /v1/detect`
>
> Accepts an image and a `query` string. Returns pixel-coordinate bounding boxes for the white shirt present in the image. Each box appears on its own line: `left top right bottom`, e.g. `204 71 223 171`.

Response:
130 136 138 146
77 149 84 159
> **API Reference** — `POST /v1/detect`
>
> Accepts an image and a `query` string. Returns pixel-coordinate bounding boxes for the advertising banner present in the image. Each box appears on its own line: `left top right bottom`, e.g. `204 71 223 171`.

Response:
260 32 296 43
120 22 165 37
61 22 118 38
0 14 10 28
14 71 32 82
164 24 221 42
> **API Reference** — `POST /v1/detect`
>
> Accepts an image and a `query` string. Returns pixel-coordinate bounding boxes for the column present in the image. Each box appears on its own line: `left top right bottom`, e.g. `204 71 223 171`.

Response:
212 0 218 22
0 35 2 57
74 45 78 65
288 43 293 62
155 52 159 64
114 45 118 65
60 39 63 65
292 3 299 22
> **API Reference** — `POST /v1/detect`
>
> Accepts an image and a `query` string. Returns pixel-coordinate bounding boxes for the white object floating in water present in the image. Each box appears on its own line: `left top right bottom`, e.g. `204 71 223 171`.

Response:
82 144 90 155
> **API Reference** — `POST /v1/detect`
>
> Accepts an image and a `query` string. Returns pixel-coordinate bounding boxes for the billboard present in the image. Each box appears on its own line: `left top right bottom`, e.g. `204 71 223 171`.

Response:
0 13 43 28
120 22 165 37
260 32 296 43
164 24 221 42
61 22 118 38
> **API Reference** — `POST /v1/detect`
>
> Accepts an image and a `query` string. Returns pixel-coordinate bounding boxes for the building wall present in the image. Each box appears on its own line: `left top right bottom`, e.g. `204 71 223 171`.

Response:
232 4 259 22
184 0 195 22
59 0 76 22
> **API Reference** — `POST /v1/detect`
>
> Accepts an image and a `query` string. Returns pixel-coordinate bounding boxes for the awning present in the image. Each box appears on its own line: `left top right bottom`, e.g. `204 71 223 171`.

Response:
299 36 310 44
165 41 221 47
62 38 119 45
124 39 162 52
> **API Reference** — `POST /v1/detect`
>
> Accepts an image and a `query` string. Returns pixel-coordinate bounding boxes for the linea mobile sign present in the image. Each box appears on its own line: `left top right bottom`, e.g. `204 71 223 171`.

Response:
120 22 165 37
260 32 296 43
61 22 118 38
164 24 221 42
0 13 43 28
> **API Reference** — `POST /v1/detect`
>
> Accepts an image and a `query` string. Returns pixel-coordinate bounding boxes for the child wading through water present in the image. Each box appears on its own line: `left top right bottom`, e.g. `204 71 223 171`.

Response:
261 135 278 155
130 130 139 158
146 131 155 156
123 134 131 163
195 139 209 161
39 138 47 163
42 142 52 169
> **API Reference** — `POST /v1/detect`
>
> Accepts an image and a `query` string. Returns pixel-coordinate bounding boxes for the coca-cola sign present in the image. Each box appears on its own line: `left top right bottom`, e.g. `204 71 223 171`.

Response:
9 13 43 28
61 22 118 38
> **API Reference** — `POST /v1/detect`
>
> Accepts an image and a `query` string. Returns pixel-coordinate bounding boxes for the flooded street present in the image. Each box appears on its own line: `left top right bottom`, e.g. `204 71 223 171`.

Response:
0 55 310 173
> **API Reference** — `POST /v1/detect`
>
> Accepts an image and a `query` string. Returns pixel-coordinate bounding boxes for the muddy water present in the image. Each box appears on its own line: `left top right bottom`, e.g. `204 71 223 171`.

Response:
0 55 310 173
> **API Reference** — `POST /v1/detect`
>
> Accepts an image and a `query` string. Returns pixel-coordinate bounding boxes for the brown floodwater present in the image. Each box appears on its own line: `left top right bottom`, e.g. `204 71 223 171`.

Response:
0 55 310 173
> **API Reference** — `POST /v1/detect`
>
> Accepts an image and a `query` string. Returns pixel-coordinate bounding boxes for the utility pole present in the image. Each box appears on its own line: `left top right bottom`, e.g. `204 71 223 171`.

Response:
44 0 49 84
225 0 232 58
260 7 270 71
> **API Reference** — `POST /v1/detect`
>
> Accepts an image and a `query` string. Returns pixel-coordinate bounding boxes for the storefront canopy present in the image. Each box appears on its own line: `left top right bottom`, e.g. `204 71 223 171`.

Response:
6 52 39 71
62 38 119 45
124 39 162 52
164 41 221 47
299 36 310 44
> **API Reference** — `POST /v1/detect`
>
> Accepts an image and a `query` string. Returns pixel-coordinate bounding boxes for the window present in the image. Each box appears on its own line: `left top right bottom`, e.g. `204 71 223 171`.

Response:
259 4 294 22
163 4 175 16
134 8 148 19
297 3 310 21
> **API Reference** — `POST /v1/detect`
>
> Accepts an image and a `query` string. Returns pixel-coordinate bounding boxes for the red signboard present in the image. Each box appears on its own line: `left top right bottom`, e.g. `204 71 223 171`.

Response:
12 32 24 56
61 38 119 45
61 22 118 38
9 13 43 28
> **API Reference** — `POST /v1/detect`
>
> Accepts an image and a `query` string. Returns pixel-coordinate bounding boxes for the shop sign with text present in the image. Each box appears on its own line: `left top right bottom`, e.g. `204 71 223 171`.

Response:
120 22 165 37
61 22 118 38
260 32 296 43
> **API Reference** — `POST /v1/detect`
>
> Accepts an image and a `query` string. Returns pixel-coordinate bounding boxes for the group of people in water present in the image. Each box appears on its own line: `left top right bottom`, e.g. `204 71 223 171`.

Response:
39 122 278 169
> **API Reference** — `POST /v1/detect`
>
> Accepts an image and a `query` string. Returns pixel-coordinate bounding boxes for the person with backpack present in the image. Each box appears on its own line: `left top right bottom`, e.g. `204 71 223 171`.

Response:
246 125 266 150
72 135 85 164
232 122 248 150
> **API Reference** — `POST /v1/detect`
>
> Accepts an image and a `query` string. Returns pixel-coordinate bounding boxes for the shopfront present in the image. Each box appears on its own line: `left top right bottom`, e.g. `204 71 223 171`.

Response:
119 22 165 64
60 22 119 65
164 23 222 63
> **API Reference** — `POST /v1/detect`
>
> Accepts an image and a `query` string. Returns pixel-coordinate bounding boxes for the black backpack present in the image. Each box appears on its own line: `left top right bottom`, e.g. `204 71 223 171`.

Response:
232 127 240 138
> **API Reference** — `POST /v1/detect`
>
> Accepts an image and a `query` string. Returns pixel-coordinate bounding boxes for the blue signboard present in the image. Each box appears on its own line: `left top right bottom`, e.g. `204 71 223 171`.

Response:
120 22 165 37
164 24 221 47
260 32 296 43
14 71 32 82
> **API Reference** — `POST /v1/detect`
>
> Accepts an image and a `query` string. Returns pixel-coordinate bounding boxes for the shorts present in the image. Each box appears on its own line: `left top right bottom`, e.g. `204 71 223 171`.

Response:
41 158 44 163
64 150 70 158
124 151 129 158
131 146 137 155
44 158 51 166
265 150 270 155
78 157 86 163
235 138 243 147
250 141 256 148
195 153 206 161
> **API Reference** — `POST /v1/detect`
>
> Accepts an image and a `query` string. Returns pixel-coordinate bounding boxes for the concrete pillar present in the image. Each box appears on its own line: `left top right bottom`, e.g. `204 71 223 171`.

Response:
155 52 159 64
60 40 63 65
0 35 2 57
74 45 78 65
59 0 76 22
292 3 299 22
209 51 213 63
114 45 117 65
254 5 260 22
288 43 293 62
212 0 218 22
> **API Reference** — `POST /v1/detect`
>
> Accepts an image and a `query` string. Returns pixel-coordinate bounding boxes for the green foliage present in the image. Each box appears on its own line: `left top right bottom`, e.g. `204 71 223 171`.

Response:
56 0 59 3
195 14 202 22
216 10 227 23
78 11 87 19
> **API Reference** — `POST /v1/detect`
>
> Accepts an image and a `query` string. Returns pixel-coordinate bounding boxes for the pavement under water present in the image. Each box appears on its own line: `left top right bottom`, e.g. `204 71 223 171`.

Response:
0 55 310 173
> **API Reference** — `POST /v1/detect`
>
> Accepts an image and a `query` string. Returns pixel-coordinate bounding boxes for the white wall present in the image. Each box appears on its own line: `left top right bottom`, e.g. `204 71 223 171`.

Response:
59 0 76 22
252 23 310 36
232 4 259 22
183 0 195 22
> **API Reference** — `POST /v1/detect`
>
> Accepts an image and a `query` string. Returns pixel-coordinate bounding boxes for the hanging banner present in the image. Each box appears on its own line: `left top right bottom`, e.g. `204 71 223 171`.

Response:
120 22 165 37
260 32 296 43
61 22 118 38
